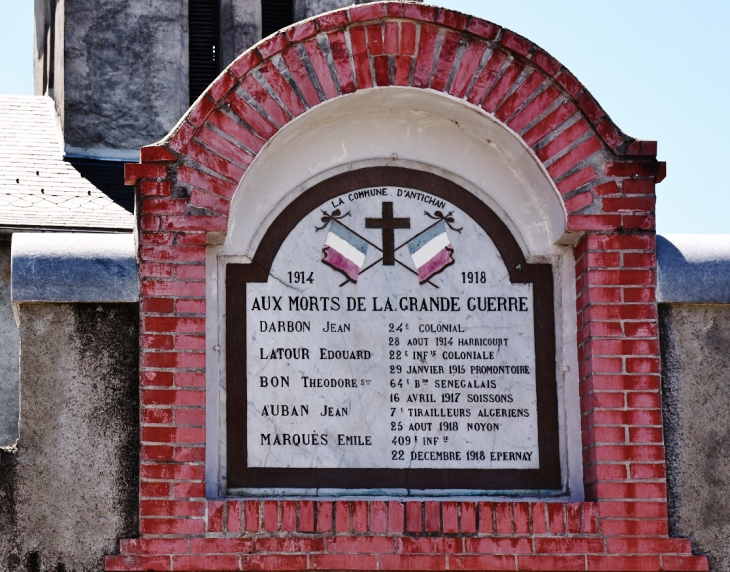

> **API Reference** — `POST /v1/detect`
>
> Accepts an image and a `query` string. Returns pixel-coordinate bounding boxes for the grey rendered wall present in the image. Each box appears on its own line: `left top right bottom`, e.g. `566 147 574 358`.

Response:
0 303 139 571
0 247 19 446
660 304 730 572
62 0 189 156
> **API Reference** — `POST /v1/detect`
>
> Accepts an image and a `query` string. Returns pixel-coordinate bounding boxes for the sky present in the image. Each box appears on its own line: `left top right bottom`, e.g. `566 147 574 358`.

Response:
0 1 728 235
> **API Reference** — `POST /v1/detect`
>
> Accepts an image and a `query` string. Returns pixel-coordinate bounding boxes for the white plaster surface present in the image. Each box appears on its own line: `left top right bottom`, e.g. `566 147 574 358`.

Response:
221 88 570 261
243 189 539 470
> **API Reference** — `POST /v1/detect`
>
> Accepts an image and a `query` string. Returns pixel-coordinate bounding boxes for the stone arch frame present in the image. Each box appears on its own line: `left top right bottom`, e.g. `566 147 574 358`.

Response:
116 3 706 571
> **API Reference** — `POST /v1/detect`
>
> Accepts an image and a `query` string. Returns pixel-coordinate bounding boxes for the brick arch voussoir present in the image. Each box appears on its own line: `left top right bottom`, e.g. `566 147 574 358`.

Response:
129 2 661 235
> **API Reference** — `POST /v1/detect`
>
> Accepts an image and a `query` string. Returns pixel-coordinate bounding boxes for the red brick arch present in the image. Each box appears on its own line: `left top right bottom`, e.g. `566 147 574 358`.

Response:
116 2 704 571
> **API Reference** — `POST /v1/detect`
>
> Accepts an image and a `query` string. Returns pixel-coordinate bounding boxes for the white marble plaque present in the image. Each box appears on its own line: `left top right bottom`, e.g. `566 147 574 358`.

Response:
244 187 539 471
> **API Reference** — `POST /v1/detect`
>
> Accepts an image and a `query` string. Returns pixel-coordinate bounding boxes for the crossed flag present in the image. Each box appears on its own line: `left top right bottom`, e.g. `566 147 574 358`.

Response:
317 202 461 287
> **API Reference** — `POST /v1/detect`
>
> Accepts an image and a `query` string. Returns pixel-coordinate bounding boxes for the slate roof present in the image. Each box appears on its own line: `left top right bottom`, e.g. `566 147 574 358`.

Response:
0 95 133 232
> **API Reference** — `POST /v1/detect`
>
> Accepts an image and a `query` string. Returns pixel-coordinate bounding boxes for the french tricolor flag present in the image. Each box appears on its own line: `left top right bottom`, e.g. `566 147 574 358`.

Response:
408 221 455 283
322 221 368 282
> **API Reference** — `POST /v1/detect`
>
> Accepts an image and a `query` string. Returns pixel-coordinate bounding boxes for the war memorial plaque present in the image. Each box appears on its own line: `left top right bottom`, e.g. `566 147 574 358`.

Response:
227 168 560 491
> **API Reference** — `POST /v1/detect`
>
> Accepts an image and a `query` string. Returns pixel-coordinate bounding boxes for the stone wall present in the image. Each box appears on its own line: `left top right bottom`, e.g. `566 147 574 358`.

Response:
0 303 139 571
661 304 730 572
0 247 19 446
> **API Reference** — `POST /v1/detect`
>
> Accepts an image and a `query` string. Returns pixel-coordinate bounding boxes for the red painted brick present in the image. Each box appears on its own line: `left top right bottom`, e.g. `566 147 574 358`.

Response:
245 500 259 531
230 49 262 78
328 30 356 94
370 501 387 533
441 502 458 534
241 75 290 127
451 555 516 571
501 30 531 56
400 22 417 55
496 71 545 122
482 60 526 113
353 500 368 533
509 85 561 134
140 180 172 197
329 536 394 554
261 61 307 117
425 501 440 532
548 137 602 180
596 117 625 149
630 462 665 479
190 538 253 554
523 101 577 147
587 555 661 571
167 121 196 153
300 499 315 532
125 163 167 185
599 518 668 536
413 25 439 88
187 95 216 128
311 555 378 570
518 555 586 571
568 214 622 232
172 482 205 498
431 30 461 92
258 32 289 59
226 92 277 139
548 503 565 534
538 118 590 163
394 55 412 86
349 3 386 23
606 161 662 178
389 501 404 534
281 48 320 108
263 500 278 531
495 503 512 534
285 20 317 43
317 501 332 532
374 55 390 86
141 481 171 498
379 554 447 570
141 145 177 163
397 537 460 554
384 22 399 54
142 499 205 517
335 501 351 532
531 502 547 534
478 502 494 533
349 27 373 90
207 109 266 156
317 10 349 31
240 555 308 571
256 538 324 553
140 517 205 535
511 502 528 534
536 537 604 553
281 500 297 532
438 9 468 30
461 502 476 533
303 40 339 100
406 502 422 533
449 41 488 98
466 537 531 554
624 178 655 195
565 191 594 213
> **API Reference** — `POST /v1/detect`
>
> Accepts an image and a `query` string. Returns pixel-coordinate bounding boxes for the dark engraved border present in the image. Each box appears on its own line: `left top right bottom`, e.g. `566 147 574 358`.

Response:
226 167 561 491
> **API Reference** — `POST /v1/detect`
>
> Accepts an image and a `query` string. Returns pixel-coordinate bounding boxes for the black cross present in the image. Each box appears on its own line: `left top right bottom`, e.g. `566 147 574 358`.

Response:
365 202 410 266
